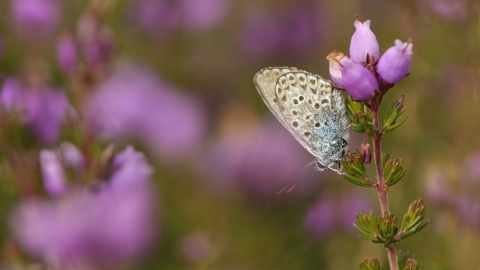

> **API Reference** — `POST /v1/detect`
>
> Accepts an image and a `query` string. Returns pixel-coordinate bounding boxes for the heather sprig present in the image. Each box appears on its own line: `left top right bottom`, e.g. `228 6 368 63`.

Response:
327 17 427 270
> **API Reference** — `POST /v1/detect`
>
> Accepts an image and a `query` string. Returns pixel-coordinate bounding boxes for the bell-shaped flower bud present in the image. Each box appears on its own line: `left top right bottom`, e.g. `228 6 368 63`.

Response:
350 19 379 63
326 50 353 87
57 34 79 74
342 61 378 101
39 149 68 197
377 39 413 84
361 132 371 164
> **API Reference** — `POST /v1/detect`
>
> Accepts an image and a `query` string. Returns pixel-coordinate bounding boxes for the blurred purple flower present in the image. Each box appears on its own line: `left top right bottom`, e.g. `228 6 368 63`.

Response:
10 0 61 38
58 142 85 172
342 61 378 101
131 0 181 35
0 78 72 145
418 0 468 21
129 0 230 35
86 62 206 163
180 0 230 32
425 169 451 204
349 20 379 63
304 193 372 239
338 194 373 233
377 39 412 84
39 149 68 197
76 13 114 68
304 199 336 238
57 34 79 74
204 118 315 199
239 6 321 60
11 145 158 269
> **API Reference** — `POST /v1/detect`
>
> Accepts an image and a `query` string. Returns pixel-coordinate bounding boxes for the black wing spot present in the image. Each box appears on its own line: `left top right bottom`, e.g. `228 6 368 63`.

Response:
292 121 299 128
321 99 329 104
298 95 304 101
308 99 312 104
293 99 298 104
306 115 311 120
282 96 287 102
273 98 278 103
292 110 298 115
315 122 320 127
304 132 311 137
314 103 320 109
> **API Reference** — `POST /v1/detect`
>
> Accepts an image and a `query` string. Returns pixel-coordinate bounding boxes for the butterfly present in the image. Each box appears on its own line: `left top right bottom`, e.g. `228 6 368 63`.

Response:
254 67 349 174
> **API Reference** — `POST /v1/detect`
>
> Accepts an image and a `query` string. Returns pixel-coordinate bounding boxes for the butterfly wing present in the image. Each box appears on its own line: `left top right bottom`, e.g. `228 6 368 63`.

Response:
254 67 347 160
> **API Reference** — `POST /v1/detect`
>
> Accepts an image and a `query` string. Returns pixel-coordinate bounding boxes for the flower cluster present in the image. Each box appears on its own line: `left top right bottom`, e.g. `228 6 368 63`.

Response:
10 144 158 269
327 18 413 101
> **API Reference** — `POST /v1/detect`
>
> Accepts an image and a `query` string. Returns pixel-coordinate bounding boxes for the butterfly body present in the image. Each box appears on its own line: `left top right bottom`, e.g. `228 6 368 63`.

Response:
254 67 349 173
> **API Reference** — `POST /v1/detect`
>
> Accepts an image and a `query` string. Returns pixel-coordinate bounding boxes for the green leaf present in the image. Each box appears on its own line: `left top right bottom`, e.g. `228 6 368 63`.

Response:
398 198 429 240
382 152 407 187
378 212 399 246
384 95 408 133
359 257 383 270
404 258 423 270
354 211 380 241
346 96 375 135
342 150 374 187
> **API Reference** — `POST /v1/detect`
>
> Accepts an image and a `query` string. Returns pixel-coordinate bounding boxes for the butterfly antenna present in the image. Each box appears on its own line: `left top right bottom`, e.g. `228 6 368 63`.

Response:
277 160 317 194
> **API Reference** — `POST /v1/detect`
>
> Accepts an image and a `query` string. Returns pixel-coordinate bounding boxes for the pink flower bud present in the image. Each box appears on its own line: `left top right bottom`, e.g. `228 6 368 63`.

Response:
377 39 413 84
342 61 378 101
326 51 352 87
349 19 379 63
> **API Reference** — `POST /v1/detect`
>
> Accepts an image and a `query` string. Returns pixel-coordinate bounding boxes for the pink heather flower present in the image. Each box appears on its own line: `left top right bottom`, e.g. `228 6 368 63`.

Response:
11 145 159 269
130 0 181 36
304 193 372 239
0 78 72 145
377 39 413 84
76 13 115 68
338 194 373 233
39 149 68 197
341 61 378 101
180 0 230 32
57 34 78 74
303 199 336 238
240 6 321 60
86 62 206 163
11 0 61 39
349 19 379 63
326 51 353 87
203 118 317 199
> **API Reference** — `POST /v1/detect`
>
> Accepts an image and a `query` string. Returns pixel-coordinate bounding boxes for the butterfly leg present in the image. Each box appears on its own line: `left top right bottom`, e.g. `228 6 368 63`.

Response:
327 161 345 175
315 161 327 172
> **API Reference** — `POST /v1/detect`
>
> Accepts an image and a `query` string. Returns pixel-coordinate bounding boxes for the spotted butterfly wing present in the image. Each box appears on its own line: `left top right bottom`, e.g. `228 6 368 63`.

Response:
254 67 349 171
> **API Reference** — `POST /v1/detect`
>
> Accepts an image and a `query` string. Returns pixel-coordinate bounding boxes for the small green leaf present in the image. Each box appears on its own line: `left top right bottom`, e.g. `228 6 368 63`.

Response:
384 95 408 133
382 152 407 187
342 150 374 187
346 96 375 135
378 212 399 246
359 257 383 270
354 211 380 241
398 198 429 240
404 258 423 270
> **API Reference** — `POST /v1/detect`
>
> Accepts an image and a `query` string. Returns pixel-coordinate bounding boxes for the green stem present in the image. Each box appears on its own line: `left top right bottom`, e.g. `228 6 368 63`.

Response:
371 102 398 270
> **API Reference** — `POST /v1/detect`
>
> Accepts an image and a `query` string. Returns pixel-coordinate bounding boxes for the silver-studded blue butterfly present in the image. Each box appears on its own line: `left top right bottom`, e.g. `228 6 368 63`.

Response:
254 67 349 174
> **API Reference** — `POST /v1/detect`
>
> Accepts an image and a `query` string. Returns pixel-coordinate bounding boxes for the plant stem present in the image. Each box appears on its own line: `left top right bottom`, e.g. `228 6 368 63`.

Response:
371 102 398 270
